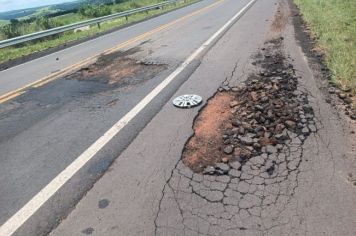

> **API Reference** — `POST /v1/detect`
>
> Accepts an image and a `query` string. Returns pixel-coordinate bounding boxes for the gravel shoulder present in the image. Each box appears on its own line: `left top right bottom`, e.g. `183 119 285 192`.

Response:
50 0 356 235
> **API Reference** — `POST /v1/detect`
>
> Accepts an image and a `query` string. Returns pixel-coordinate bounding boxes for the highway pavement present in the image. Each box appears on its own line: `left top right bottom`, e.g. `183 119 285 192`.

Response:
1 0 355 235
0 0 260 235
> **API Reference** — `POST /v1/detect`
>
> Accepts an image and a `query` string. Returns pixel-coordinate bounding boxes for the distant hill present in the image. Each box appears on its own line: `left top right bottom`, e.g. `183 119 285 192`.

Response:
0 0 116 20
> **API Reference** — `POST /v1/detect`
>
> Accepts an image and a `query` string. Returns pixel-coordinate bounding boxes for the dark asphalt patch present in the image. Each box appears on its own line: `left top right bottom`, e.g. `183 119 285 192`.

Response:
98 199 110 209
0 47 166 142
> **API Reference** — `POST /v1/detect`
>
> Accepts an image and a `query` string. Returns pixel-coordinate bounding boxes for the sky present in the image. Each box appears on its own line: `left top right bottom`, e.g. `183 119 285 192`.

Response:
0 0 75 13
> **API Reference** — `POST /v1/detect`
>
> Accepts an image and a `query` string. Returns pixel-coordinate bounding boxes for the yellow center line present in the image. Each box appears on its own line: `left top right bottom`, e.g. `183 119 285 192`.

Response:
0 0 224 104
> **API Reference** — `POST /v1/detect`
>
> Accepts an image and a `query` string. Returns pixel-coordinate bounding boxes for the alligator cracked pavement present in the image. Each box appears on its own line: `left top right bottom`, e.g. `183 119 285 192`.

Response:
51 0 356 235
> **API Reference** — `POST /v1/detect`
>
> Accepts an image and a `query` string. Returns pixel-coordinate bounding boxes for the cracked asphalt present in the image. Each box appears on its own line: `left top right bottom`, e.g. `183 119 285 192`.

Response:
2 0 355 235
50 0 355 235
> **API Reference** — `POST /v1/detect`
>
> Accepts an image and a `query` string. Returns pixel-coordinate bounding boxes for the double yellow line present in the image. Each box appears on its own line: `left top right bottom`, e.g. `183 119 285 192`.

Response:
0 0 224 104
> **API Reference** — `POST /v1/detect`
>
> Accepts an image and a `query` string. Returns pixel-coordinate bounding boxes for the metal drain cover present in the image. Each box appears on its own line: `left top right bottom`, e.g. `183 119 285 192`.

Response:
173 94 202 108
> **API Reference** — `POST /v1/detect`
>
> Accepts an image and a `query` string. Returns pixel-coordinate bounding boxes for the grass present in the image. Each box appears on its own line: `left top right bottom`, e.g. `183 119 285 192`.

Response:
294 0 355 92
0 0 197 64
0 20 8 27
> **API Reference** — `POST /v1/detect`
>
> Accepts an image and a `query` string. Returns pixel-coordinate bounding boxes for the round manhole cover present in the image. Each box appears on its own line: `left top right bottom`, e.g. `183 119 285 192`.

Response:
173 94 203 108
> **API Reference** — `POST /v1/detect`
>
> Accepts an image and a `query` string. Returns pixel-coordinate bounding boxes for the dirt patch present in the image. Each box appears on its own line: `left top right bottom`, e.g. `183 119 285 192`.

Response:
182 92 234 172
270 1 288 34
65 47 166 85
183 37 317 174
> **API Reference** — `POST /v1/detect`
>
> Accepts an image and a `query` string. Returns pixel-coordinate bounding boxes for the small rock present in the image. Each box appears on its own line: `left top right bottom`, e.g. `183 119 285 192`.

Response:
203 166 215 175
230 101 239 108
255 105 264 111
223 145 234 155
285 120 296 129
239 136 254 145
238 126 245 135
221 157 229 163
302 127 310 135
339 93 347 99
232 120 241 127
253 142 261 150
261 96 269 103
275 130 288 140
328 87 336 94
308 125 317 132
275 124 285 133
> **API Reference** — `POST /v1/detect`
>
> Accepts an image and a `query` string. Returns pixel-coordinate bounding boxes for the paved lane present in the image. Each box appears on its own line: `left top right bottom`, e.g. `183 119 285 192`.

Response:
0 0 217 97
0 0 256 235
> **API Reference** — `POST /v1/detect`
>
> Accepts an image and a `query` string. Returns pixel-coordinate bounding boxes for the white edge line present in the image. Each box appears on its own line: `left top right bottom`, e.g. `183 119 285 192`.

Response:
0 0 257 235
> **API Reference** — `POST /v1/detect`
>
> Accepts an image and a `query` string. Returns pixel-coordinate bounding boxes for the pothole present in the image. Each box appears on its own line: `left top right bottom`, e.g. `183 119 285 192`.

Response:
65 48 166 85
156 37 318 235
182 37 316 174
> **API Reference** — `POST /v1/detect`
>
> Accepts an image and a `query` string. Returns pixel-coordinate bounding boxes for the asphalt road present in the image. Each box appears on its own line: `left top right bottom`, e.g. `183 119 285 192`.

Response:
50 0 356 235
0 0 260 235
1 0 356 235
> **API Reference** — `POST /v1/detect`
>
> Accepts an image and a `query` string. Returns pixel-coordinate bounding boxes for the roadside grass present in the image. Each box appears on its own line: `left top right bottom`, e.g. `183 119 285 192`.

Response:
0 0 197 64
294 0 355 92
0 20 8 27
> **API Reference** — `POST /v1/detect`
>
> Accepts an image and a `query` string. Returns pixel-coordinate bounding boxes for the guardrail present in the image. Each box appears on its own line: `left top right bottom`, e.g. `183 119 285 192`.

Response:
0 0 182 49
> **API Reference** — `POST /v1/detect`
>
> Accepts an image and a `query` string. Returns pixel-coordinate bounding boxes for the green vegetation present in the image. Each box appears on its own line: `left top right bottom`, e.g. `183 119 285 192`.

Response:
0 20 9 26
0 0 196 63
294 0 355 91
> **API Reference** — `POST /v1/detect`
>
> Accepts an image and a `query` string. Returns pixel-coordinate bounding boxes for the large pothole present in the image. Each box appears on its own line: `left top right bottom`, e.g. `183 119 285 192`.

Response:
155 37 318 235
66 47 166 86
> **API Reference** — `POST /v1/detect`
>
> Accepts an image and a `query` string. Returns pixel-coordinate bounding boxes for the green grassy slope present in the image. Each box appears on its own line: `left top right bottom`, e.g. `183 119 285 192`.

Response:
294 0 355 91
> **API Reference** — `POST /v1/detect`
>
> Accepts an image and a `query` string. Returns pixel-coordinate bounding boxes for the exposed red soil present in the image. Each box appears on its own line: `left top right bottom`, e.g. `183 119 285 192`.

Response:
182 92 234 172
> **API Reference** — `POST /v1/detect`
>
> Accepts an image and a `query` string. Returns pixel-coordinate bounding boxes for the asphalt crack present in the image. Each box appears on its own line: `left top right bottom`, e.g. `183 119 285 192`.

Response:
154 37 319 235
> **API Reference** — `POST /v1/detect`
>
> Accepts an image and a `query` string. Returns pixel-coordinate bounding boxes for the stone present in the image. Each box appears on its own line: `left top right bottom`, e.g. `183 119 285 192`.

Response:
239 136 254 145
275 130 288 140
230 101 239 108
203 166 215 175
223 145 234 155
339 93 347 99
302 127 310 135
285 120 296 129
328 87 336 94
255 105 264 111
308 125 317 132
275 124 285 133
261 96 269 103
